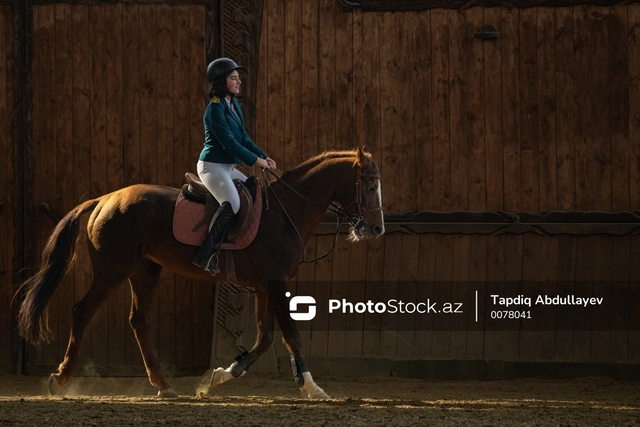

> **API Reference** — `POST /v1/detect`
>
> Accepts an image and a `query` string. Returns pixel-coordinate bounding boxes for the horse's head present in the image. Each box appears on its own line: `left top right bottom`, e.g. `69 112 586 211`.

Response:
336 147 385 241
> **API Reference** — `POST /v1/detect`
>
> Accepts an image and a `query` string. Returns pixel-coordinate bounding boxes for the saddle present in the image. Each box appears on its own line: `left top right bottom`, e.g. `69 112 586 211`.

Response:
173 173 262 249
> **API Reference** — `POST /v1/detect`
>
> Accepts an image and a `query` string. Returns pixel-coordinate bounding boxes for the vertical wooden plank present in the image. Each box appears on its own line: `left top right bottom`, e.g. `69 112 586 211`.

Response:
431 9 450 213
362 238 384 357
300 0 318 159
189 5 210 367
327 238 350 357
448 9 467 212
360 10 382 358
555 235 576 362
610 6 629 212
592 236 612 363
519 8 539 214
415 234 437 358
346 8 367 358
335 1 352 151
630 4 640 366
394 11 418 359
138 4 158 353
448 8 470 361
309 236 333 357
104 3 126 368
483 6 504 362
590 6 613 364
610 5 630 361
520 235 541 362
450 235 470 360
502 235 523 361
555 7 575 211
173 5 193 368
379 233 401 358
465 7 486 361
71 4 93 365
122 2 142 368
88 3 109 367
0 5 13 372
501 7 521 215
317 0 334 153
54 3 75 365
396 234 420 359
431 235 453 359
534 7 557 363
414 10 432 211
295 0 319 359
630 5 640 215
537 7 556 212
484 6 503 213
573 236 594 362
155 4 176 366
265 0 284 161
345 241 367 357
536 236 558 362
35 5 60 365
591 6 611 212
629 237 640 364
377 10 399 358
484 234 506 361
574 6 593 211
284 0 301 167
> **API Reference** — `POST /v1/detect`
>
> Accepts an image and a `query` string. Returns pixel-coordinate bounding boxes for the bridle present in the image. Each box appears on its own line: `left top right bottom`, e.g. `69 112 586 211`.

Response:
262 165 382 264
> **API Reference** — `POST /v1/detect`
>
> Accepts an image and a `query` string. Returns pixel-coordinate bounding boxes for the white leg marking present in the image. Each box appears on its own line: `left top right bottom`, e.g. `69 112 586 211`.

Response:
158 388 178 398
300 372 330 399
48 374 62 396
376 182 385 235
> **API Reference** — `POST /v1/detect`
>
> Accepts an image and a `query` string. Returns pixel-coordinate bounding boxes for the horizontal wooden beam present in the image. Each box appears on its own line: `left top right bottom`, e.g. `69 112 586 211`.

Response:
30 0 206 5
316 210 640 236
340 0 640 11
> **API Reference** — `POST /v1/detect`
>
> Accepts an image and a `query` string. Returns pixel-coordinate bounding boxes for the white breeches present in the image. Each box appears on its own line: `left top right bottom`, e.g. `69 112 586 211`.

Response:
197 161 247 214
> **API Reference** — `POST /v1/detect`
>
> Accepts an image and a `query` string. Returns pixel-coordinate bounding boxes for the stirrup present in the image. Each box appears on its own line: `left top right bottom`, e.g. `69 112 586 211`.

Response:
204 253 221 275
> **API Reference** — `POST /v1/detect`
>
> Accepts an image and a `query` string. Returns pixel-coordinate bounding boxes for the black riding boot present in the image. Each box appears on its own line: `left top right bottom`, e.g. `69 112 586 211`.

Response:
192 202 235 275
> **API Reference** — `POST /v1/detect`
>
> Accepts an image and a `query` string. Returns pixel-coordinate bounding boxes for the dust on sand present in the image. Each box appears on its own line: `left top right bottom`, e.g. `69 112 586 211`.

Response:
0 374 638 426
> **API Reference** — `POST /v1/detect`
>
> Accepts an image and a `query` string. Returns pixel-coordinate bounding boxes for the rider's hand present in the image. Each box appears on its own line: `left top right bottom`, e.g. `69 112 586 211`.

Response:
266 158 277 170
256 158 270 169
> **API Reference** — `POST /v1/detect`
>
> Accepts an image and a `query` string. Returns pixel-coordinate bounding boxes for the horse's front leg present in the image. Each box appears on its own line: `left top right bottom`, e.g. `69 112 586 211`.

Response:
200 290 274 395
268 281 330 399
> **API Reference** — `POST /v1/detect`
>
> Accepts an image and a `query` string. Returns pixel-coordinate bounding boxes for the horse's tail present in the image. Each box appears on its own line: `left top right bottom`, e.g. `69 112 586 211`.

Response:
16 199 100 344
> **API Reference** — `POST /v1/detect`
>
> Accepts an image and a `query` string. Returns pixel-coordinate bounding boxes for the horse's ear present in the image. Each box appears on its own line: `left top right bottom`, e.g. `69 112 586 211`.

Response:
356 146 369 167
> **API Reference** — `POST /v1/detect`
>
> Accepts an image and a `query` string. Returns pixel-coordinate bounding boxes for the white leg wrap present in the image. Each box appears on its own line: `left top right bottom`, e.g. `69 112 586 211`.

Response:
300 372 330 399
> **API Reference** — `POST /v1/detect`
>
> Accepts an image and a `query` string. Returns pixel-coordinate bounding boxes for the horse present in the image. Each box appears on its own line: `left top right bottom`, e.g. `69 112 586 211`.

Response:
16 147 384 399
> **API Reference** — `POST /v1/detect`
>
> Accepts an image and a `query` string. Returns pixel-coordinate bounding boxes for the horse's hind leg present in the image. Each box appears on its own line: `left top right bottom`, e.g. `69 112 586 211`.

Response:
50 275 122 395
128 259 177 398
205 291 274 393
268 280 330 399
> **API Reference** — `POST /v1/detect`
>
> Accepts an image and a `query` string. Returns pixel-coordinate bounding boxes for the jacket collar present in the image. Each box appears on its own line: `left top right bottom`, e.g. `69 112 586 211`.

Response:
224 97 244 127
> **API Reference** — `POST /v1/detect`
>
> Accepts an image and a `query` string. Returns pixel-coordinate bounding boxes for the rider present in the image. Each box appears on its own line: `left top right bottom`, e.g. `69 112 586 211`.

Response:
192 57 276 274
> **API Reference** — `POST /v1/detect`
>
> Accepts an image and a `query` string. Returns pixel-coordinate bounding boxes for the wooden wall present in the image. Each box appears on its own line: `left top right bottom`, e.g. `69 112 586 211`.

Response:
3 1 640 376
255 1 640 363
0 5 15 374
27 3 213 373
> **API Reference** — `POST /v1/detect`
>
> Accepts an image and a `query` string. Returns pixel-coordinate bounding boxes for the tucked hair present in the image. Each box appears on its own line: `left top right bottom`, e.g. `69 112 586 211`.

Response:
208 72 233 98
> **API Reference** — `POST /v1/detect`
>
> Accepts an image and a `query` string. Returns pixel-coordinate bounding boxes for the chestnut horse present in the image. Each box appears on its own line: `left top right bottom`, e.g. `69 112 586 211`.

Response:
16 147 384 398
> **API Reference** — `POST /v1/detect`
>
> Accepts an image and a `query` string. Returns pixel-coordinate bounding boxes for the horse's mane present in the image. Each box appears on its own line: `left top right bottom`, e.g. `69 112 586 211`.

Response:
281 149 365 180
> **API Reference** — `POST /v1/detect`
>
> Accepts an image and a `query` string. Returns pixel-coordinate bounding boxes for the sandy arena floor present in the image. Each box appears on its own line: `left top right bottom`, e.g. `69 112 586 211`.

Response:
0 373 638 426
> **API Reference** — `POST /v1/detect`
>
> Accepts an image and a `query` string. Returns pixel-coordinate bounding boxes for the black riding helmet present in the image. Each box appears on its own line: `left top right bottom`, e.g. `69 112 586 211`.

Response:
206 57 243 83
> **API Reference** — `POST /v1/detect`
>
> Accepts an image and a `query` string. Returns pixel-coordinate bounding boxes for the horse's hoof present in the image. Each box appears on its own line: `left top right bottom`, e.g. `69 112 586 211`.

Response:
158 388 178 399
209 367 232 388
306 387 331 399
48 374 62 396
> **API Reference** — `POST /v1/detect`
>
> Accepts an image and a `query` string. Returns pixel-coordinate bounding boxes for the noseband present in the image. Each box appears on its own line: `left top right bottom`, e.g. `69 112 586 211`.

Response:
262 165 382 263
